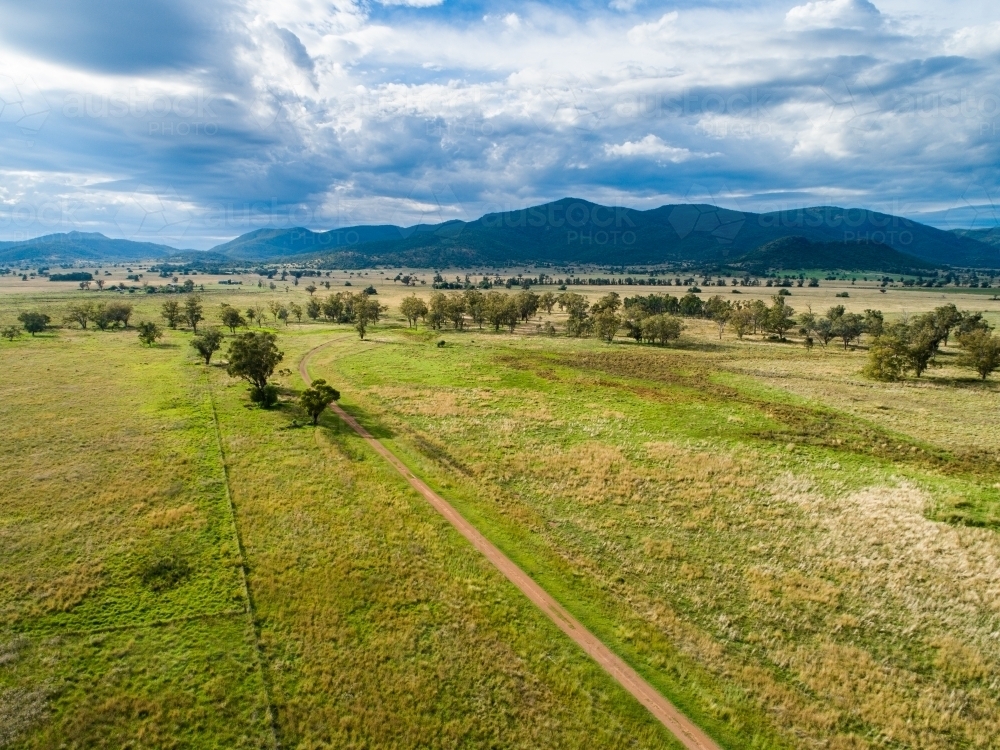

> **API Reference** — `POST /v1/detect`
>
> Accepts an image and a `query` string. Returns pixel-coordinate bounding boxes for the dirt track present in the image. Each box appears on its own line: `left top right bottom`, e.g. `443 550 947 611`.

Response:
299 341 720 750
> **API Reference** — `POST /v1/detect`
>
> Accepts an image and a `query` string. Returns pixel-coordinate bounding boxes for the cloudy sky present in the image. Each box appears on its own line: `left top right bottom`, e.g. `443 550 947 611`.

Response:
0 0 998 249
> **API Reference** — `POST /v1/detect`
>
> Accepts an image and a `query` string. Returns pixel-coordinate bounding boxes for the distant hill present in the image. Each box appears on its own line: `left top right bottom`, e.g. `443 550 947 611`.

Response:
0 232 186 264
223 199 995 269
735 236 940 274
951 227 1000 249
4 201 999 269
210 226 407 261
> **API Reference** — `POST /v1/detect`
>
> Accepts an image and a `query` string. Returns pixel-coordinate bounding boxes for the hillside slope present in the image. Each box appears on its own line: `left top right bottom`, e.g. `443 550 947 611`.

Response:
245 199 995 268
735 236 940 273
0 232 186 264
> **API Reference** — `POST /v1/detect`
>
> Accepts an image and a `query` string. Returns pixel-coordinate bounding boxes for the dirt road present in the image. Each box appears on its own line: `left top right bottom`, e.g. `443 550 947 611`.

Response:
299 342 720 750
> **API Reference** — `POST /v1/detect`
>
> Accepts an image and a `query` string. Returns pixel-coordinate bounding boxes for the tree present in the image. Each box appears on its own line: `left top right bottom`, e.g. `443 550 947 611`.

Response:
765 296 795 340
161 300 182 329
831 311 865 349
957 328 1000 380
227 332 284 406
92 303 114 330
703 295 731 339
305 283 317 296
906 314 945 376
539 291 557 315
678 293 704 317
220 304 246 333
930 303 962 345
444 294 467 329
863 309 884 338
863 324 910 381
464 289 486 329
17 311 50 336
269 300 283 323
2 325 21 341
956 311 991 340
641 314 683 345
251 304 266 327
184 295 204 332
306 298 321 320
400 296 428 328
560 292 590 337
321 293 347 322
728 304 754 339
191 328 225 365
352 293 384 339
110 301 134 328
288 302 303 323
514 290 541 322
484 292 517 332
137 321 163 346
64 302 95 329
300 378 341 425
592 308 622 343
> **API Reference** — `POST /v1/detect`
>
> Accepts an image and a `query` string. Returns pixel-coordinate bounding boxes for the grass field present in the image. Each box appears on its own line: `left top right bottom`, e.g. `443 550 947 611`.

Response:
2 283 999 748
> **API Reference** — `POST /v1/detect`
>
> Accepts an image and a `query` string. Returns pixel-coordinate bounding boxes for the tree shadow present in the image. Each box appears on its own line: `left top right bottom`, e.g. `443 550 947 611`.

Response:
335 401 395 441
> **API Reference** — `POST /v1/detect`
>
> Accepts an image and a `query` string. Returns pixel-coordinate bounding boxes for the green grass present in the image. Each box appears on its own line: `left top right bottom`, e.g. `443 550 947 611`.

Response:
0 320 273 747
4 288 1000 748
1 293 681 748
309 324 1000 749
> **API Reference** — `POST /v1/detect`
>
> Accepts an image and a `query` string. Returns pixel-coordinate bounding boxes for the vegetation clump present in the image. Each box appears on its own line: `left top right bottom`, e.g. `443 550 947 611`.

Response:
300 378 341 424
226 331 283 407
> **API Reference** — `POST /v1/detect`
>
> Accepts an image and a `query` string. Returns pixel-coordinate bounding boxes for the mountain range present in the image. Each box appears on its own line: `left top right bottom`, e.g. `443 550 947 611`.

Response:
0 232 186 264
3 199 998 271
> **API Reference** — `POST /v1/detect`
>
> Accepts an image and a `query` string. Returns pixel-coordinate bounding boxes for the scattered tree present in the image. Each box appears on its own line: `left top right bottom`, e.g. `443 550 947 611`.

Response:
765 296 795 340
728 304 754 339
353 293 384 340
2 325 21 341
17 311 50 336
592 308 622 343
137 321 163 346
161 300 182 329
220 304 246 333
640 314 683 345
184 296 204 332
400 296 429 328
306 298 321 320
957 328 1000 380
191 328 225 365
226 331 284 407
863 324 909 381
300 378 341 425
64 302 95 329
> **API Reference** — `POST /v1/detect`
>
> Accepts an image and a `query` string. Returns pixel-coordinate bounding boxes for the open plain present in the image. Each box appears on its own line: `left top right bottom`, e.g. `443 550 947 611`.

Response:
2 280 999 749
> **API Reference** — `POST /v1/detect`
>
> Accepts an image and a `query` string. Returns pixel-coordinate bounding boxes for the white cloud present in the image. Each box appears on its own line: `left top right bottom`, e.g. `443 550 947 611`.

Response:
785 0 882 31
945 21 1000 56
378 0 444 7
609 0 640 12
627 11 678 45
3 0 1000 244
605 135 706 163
